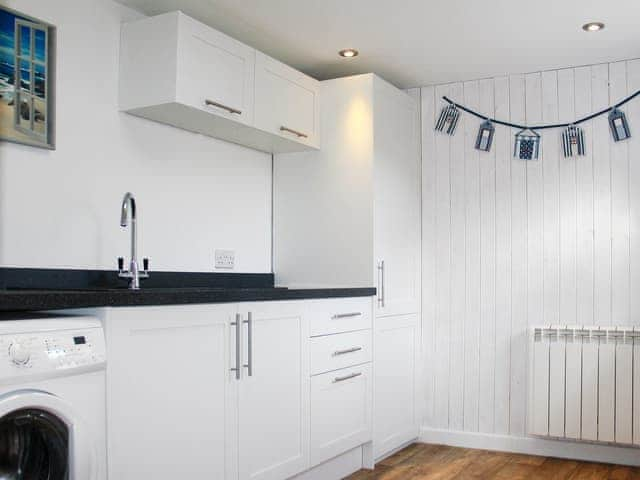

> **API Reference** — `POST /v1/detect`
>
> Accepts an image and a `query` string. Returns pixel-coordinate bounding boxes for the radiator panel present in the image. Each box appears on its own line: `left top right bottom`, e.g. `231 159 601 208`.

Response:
529 326 639 447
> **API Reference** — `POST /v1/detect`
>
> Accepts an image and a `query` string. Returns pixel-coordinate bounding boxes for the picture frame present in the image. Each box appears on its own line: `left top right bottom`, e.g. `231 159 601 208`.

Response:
0 5 56 149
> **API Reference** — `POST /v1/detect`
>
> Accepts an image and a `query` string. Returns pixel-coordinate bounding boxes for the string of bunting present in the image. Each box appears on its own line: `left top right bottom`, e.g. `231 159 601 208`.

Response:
435 89 639 160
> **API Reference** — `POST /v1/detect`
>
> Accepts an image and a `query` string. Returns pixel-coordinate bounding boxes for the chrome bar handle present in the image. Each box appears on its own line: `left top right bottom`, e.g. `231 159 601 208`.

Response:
205 99 242 115
243 312 253 377
230 314 241 380
280 126 309 138
333 372 362 383
333 347 363 356
331 312 362 320
377 260 385 307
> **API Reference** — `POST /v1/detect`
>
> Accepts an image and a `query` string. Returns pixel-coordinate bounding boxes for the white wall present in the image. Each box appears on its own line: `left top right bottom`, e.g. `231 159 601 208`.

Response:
421 59 640 447
0 0 272 272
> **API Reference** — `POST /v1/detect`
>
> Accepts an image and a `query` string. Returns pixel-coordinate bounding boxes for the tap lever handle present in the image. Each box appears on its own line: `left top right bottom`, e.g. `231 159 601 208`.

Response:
118 257 124 272
143 258 149 271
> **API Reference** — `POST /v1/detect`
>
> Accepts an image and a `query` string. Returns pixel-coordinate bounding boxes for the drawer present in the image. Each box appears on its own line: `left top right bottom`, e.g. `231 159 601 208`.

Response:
310 364 372 467
310 329 372 375
309 298 372 337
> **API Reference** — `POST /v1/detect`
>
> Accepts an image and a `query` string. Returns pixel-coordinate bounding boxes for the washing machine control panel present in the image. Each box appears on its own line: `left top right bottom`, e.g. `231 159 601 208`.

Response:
0 324 106 381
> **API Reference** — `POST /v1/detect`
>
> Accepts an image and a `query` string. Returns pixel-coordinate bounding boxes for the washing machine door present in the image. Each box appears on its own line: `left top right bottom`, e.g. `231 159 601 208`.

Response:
0 390 97 480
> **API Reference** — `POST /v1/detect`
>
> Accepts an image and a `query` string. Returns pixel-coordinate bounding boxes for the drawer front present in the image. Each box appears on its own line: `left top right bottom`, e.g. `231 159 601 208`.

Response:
309 298 372 337
310 330 372 376
310 364 372 467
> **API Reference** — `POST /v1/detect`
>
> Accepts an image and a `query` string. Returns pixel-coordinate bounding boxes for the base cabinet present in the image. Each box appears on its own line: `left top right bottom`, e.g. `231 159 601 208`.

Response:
373 314 420 459
106 298 374 480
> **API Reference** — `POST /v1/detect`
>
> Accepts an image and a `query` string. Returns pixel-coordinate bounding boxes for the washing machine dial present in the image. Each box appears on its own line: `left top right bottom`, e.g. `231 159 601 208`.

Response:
8 341 31 366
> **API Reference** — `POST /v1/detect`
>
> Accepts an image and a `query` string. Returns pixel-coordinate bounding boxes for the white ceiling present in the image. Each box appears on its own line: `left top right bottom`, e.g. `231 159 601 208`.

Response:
115 0 640 88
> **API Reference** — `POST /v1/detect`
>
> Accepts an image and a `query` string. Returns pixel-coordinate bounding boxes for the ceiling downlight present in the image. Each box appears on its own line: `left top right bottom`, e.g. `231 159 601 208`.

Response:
582 22 605 32
339 48 359 58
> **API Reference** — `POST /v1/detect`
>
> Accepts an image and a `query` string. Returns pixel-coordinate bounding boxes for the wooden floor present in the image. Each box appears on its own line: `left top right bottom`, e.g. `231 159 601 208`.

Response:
346 444 640 480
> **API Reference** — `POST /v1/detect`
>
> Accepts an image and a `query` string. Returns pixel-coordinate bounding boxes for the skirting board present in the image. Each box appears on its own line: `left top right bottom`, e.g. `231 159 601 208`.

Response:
420 427 640 467
289 446 364 480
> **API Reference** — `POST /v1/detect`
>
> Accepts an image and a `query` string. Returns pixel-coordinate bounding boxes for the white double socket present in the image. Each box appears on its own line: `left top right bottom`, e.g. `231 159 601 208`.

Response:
215 250 235 269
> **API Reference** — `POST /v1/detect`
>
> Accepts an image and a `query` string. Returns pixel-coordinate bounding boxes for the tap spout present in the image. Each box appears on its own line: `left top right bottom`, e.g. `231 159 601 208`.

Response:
120 192 137 261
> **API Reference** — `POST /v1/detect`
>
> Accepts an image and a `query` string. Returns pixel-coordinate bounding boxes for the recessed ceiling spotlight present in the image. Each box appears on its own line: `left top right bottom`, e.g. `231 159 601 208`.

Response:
339 48 359 58
582 22 605 32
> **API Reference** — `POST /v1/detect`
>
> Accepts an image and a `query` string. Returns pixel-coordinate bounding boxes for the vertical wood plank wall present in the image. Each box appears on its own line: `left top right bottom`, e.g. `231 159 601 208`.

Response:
421 59 640 436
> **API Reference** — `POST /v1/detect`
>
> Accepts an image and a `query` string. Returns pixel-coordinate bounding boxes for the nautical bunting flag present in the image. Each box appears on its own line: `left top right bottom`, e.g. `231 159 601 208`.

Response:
609 108 631 142
514 128 540 160
561 125 586 157
475 120 495 152
435 104 460 135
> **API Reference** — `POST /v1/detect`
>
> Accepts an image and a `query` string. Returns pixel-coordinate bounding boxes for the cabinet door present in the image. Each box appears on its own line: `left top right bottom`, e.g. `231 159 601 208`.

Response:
373 314 420 459
238 302 309 480
254 52 320 149
310 364 372 466
106 305 238 480
176 12 255 126
373 80 421 317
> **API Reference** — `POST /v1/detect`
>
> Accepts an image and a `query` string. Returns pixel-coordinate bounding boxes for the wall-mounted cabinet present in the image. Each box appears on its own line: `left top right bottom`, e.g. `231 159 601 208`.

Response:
119 11 320 154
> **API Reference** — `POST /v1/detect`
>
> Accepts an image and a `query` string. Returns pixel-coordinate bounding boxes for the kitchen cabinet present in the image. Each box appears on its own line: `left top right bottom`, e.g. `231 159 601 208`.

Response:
273 75 421 459
119 11 320 154
307 298 374 467
237 301 309 480
373 83 421 317
254 52 320 149
373 314 420 458
105 304 238 480
176 12 255 127
105 298 373 480
310 364 372 466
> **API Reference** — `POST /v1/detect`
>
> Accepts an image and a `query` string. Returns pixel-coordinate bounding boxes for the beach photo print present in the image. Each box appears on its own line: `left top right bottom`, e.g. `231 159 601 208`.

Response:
0 6 55 149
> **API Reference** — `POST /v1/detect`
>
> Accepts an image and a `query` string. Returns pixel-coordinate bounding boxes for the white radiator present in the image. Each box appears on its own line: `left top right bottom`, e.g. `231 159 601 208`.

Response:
528 326 640 446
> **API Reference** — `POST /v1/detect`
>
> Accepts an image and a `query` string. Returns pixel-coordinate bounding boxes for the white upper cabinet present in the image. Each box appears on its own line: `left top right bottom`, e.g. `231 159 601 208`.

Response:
119 11 319 154
176 13 255 126
254 52 320 149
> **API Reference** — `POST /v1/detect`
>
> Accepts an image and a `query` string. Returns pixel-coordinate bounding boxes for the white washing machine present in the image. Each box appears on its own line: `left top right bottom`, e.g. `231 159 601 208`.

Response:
0 314 106 479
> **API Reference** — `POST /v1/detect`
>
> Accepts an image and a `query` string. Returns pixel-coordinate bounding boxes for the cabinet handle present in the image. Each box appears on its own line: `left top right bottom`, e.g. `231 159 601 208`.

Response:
243 312 253 377
333 372 362 383
377 260 385 307
333 347 363 356
280 126 308 139
230 314 241 380
331 312 362 320
205 99 242 115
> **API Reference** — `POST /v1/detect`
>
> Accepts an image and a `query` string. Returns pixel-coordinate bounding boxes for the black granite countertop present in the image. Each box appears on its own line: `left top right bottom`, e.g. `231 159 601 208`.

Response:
0 268 375 312
0 286 376 312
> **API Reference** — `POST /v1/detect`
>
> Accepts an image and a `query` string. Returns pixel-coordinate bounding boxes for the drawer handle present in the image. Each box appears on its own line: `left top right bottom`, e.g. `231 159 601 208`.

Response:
333 372 362 383
333 347 363 356
280 126 308 138
331 312 362 320
205 99 242 115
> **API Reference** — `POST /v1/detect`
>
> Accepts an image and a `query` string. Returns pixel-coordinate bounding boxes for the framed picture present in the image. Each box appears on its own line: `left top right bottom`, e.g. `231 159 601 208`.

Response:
0 6 55 149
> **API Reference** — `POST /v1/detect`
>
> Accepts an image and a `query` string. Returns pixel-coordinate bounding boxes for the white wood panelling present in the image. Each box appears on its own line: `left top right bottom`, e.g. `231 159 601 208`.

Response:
421 59 640 439
493 76 512 436
421 86 437 429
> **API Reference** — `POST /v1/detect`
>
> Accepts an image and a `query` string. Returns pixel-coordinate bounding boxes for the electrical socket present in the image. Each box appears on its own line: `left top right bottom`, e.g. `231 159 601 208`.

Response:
215 250 235 269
